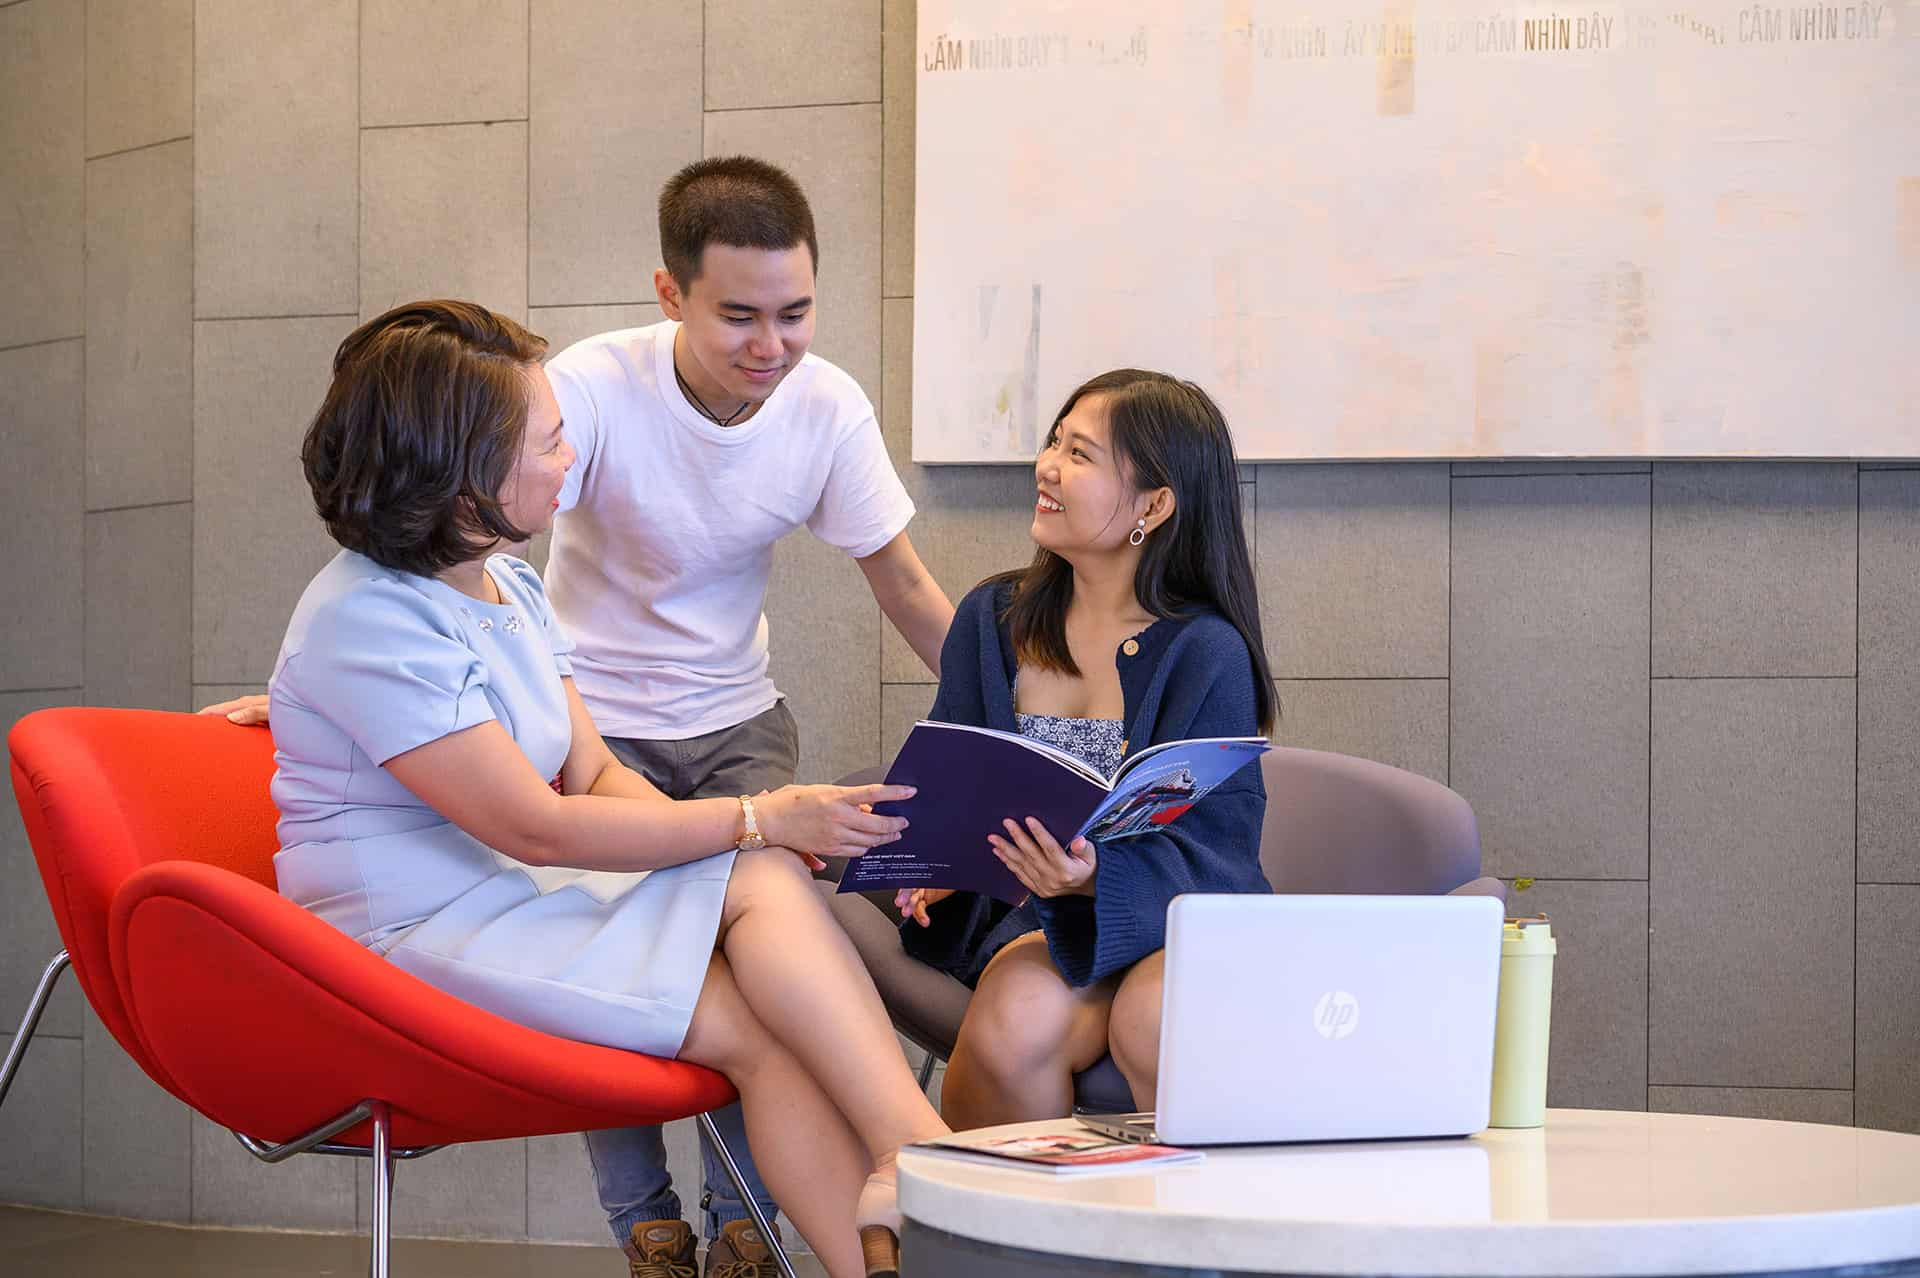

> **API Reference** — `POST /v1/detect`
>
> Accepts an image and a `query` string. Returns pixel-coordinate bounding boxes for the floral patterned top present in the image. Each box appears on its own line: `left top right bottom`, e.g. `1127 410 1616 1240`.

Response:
1015 691 1126 780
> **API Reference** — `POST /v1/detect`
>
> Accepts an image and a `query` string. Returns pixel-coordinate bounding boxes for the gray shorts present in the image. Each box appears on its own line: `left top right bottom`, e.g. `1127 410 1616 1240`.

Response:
603 699 800 802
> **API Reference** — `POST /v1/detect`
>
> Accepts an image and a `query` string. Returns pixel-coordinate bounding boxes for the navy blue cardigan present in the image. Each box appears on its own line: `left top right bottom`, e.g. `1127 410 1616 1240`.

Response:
901 580 1271 988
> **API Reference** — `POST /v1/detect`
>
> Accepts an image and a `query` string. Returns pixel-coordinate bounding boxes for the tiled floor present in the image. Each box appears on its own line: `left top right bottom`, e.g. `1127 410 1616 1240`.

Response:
0 1205 829 1277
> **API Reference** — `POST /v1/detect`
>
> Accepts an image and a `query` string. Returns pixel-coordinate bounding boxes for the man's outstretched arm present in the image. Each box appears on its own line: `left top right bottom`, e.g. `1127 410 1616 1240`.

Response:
857 531 954 678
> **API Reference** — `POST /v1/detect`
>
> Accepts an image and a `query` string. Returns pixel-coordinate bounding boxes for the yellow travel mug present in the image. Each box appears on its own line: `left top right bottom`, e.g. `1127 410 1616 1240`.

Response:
1489 916 1556 1129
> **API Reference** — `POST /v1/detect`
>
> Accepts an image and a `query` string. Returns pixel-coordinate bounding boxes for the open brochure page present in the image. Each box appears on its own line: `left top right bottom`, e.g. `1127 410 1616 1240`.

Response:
836 722 1109 903
910 1128 1202 1175
1081 738 1269 841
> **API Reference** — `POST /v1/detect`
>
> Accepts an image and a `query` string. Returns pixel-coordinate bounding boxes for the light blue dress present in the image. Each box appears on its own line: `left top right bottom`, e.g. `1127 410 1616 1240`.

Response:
269 549 734 1059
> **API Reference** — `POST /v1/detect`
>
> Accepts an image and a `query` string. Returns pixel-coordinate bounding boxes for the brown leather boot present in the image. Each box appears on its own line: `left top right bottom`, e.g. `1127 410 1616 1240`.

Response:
624 1219 697 1278
703 1218 782 1278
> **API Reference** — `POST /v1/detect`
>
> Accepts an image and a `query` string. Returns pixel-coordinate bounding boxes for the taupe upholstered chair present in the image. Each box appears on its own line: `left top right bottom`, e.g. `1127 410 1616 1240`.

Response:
822 747 1505 1114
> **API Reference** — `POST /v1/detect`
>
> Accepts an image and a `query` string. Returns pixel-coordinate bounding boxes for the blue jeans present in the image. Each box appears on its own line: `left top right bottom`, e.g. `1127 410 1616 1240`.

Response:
591 704 799 1244
585 1102 776 1243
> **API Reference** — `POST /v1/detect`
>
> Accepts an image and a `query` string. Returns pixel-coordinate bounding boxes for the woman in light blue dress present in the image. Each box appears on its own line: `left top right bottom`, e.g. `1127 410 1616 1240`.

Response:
267 300 940 1278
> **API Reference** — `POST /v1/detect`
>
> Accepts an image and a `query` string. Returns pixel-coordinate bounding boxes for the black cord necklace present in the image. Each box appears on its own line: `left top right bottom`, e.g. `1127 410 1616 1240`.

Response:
673 359 753 428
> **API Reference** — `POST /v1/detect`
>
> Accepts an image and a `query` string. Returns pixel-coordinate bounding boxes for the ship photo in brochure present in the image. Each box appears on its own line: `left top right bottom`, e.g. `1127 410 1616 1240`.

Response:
836 722 1268 905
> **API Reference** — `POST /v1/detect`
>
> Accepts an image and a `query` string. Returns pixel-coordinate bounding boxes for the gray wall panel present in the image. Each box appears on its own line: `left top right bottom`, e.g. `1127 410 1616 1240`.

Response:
84 139 194 509
0 341 84 689
359 122 528 323
85 0 192 158
193 0 357 317
82 1006 192 1221
1857 885 1920 1134
84 503 192 712
705 0 880 111
1860 470 1920 883
525 1134 608 1245
1256 463 1450 679
528 0 700 306
0 1034 82 1208
765 532 880 784
191 1112 356 1229
1652 463 1857 677
1451 474 1650 880
1650 679 1854 1088
881 0 914 299
1272 679 1448 784
531 304 662 362
361 0 528 128
355 1137 528 1242
881 681 937 765
0 0 84 350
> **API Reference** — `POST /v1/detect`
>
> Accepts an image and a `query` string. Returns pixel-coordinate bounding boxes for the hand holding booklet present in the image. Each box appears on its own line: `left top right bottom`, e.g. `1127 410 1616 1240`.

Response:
835 722 1269 905
909 1127 1202 1176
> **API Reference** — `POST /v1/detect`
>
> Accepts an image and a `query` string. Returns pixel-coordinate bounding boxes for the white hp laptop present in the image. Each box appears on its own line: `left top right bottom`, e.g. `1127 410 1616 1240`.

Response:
1079 894 1504 1146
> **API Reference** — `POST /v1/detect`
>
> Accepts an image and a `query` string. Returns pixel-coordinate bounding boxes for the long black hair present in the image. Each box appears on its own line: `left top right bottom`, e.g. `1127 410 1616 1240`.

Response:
994 368 1276 733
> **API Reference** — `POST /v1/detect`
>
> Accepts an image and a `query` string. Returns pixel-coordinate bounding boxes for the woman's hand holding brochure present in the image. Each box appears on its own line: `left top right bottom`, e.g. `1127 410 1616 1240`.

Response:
989 817 1096 898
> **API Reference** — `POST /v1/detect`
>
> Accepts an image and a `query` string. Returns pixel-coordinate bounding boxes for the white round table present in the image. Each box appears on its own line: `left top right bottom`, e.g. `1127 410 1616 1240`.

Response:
896 1109 1920 1276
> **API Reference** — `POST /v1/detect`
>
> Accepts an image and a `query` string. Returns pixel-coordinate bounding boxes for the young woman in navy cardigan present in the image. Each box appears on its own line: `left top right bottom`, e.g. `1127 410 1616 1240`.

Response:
896 368 1277 1127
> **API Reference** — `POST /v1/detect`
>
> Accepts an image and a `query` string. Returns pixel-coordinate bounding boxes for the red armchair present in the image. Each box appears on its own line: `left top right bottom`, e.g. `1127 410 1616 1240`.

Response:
3 707 790 1277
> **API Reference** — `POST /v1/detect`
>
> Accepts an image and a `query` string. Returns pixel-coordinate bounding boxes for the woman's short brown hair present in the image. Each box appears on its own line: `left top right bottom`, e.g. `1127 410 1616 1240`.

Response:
302 300 548 576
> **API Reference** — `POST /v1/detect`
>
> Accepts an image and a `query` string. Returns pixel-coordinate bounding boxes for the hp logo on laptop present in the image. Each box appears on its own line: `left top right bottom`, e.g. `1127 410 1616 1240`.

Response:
1313 990 1360 1040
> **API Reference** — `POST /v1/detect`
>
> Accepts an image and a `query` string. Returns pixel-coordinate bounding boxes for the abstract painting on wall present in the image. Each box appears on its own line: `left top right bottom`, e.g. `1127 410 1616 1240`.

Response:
912 0 1919 461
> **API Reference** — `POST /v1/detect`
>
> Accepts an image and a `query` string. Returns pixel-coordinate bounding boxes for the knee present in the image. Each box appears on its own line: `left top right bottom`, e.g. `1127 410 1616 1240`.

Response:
733 846 811 890
1107 1012 1159 1087
720 847 813 928
1107 1000 1160 1092
959 980 1072 1080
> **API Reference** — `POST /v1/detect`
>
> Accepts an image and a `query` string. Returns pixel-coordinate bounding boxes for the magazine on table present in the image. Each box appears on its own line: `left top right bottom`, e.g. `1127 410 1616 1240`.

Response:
835 721 1269 905
908 1127 1203 1175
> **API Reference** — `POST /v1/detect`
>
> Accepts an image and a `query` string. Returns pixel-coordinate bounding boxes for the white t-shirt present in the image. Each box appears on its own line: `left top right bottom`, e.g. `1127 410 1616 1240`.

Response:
544 321 915 740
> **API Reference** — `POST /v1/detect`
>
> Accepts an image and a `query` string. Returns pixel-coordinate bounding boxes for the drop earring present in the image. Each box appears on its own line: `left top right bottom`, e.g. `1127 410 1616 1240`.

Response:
1128 517 1147 547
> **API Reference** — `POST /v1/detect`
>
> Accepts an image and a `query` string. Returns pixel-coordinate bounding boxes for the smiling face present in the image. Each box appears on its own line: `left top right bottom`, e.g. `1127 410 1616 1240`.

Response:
1031 393 1152 559
499 364 573 538
656 243 816 409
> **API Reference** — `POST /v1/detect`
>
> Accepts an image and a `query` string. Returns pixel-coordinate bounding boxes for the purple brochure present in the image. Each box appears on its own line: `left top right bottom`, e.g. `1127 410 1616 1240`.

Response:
837 722 1268 906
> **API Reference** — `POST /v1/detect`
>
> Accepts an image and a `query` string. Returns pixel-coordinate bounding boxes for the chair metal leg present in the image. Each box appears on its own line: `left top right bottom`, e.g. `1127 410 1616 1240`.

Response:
915 1049 937 1093
0 951 70 1109
698 1110 799 1278
368 1101 393 1278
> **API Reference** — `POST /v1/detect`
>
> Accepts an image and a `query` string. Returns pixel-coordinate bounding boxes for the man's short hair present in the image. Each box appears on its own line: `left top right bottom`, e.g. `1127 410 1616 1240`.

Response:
659 155 818 290
302 300 548 577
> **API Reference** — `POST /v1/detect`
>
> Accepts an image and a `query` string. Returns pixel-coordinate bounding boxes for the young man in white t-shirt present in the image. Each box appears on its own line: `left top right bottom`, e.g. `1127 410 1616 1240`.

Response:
206 158 951 1276
548 158 952 1277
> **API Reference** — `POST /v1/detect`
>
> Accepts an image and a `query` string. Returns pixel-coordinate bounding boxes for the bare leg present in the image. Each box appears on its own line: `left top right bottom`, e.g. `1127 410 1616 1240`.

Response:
940 931 1117 1131
677 951 871 1278
709 849 948 1252
1106 949 1165 1111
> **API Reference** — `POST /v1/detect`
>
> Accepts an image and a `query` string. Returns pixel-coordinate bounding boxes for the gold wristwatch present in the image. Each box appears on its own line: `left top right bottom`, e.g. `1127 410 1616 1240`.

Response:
735 795 767 852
